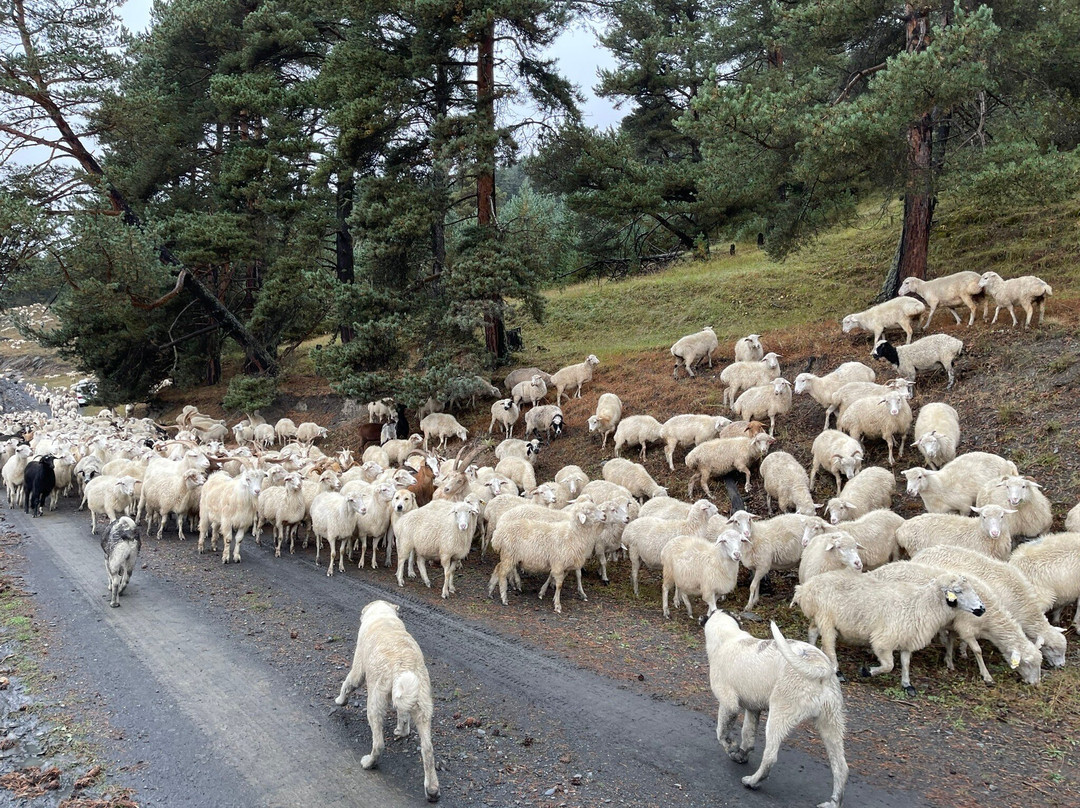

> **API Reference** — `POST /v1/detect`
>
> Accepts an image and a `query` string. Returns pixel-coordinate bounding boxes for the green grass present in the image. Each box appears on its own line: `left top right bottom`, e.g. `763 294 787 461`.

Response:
511 195 1080 370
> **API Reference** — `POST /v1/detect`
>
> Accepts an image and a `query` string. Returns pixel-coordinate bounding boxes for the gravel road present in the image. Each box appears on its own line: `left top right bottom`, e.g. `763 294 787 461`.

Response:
2 497 925 808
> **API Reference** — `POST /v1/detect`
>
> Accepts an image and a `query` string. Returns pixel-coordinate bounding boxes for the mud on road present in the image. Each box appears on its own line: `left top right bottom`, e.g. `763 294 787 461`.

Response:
0 500 923 808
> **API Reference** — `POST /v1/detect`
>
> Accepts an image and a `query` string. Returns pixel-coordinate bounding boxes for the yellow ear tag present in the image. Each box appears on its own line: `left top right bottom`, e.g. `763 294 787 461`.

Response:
1010 651 1021 669
946 591 957 603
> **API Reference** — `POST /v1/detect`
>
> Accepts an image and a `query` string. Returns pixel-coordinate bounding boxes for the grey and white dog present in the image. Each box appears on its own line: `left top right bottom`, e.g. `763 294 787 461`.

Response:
101 516 141 607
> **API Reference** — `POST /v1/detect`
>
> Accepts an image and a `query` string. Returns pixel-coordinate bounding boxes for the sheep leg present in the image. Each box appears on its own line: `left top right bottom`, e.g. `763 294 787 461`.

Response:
357 535 367 570
1022 301 1034 328
360 692 388 770
744 569 766 611
765 491 773 514
575 568 588 601
900 320 913 344
661 573 672 619
326 538 338 576
990 305 1001 324
1007 304 1018 327
91 510 97 535
739 463 752 493
598 551 609 582
1073 596 1080 632
742 708 802 790
807 620 819 646
416 557 432 588
819 624 840 675
886 436 896 466
550 571 566 613
441 557 454 598
681 591 694 619
946 307 962 325
664 445 676 472
639 443 647 462
923 305 937 329
630 552 642 597
962 296 978 326
898 650 916 695
962 635 994 685
1038 300 1046 324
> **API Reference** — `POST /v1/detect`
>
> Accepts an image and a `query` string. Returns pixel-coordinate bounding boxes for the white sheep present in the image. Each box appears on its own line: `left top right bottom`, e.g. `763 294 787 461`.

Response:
419 413 468 451
841 296 926 344
828 378 913 427
295 421 328 445
612 414 664 461
495 438 541 464
896 505 1015 560
741 512 828 610
310 490 368 575
704 613 848 808
487 497 608 614
198 468 263 564
602 457 666 500
550 354 600 404
622 499 719 597
1010 532 1080 630
488 398 520 440
759 451 817 516
978 271 1053 327
732 377 793 437
141 467 205 540
503 367 553 394
809 430 864 494
660 529 743 618
868 561 1042 686
911 402 960 470
588 393 623 450
494 456 537 492
659 414 730 472
554 464 589 497
670 326 718 378
394 496 481 598
362 445 391 468
871 334 965 389
686 432 775 500
523 404 565 441
720 353 782 407
511 374 548 408
793 569 985 695
274 417 297 445
794 362 877 430
911 545 1068 667
837 388 911 466
898 271 984 328
383 434 424 466
83 474 138 535
799 531 864 583
349 481 397 569
257 472 306 557
252 423 277 449
733 333 764 363
901 451 1018 514
824 466 894 524
815 509 904 570
974 475 1052 540
1066 503 1080 533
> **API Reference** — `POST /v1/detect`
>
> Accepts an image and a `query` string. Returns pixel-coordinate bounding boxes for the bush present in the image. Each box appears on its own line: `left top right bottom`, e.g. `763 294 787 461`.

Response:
222 374 277 414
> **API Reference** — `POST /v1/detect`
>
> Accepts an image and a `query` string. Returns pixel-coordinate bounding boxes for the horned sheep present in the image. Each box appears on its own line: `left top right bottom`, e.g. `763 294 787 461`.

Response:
842 296 926 345
670 326 718 379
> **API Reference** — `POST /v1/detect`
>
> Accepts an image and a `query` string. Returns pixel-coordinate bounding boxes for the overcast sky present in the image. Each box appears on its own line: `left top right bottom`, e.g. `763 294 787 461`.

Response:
116 1 624 129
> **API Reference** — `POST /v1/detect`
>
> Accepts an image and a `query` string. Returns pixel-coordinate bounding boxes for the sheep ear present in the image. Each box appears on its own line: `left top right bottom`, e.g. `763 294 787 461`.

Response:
1023 476 1042 488
577 511 587 524
825 541 836 551
855 542 867 550
1009 650 1021 669
970 506 983 514
813 503 823 510
1005 508 1018 514
1035 636 1046 649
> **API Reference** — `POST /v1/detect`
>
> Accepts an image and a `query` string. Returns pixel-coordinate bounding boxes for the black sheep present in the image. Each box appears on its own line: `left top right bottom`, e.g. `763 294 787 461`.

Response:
23 454 56 517
395 404 410 440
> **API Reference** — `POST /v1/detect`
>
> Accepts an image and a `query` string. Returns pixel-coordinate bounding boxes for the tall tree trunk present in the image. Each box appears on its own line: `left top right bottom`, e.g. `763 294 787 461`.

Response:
878 5 936 301
476 18 506 360
335 170 356 344
431 61 450 285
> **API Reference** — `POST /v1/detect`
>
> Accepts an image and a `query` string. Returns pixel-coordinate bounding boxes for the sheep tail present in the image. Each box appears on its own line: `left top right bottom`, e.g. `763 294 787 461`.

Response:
392 671 421 714
770 620 833 681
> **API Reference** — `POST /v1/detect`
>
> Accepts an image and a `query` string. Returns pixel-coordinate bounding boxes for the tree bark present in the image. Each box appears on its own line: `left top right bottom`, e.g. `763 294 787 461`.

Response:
878 4 936 301
335 170 356 344
476 18 507 360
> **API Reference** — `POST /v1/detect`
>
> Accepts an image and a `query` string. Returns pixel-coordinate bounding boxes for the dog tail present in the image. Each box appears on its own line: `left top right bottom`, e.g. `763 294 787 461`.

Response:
392 670 421 714
770 621 833 682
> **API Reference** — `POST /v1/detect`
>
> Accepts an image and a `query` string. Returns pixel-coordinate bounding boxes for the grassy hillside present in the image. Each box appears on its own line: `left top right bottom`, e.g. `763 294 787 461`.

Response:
513 196 1080 369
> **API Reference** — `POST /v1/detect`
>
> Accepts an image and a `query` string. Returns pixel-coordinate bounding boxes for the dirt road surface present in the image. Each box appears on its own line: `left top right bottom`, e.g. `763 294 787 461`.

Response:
2 499 925 808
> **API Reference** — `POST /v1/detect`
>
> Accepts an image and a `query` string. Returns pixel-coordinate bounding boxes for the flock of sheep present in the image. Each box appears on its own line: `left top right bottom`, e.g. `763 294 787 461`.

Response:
0 264 1071 805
